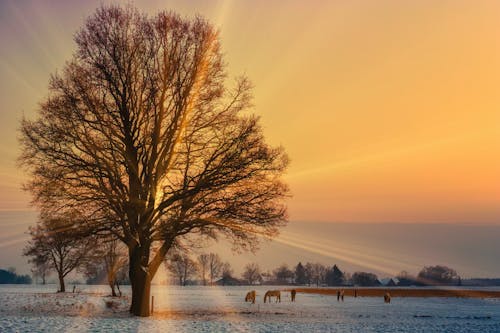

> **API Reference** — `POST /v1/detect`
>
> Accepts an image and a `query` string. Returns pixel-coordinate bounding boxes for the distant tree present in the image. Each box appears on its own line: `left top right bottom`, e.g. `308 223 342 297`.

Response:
84 238 128 296
396 270 417 286
208 253 223 284
310 263 327 286
304 262 314 285
213 261 237 286
343 272 352 285
23 213 91 292
325 265 344 286
273 264 294 284
351 272 379 286
418 265 460 285
19 4 289 316
0 269 32 284
221 262 234 279
29 255 51 285
197 254 210 286
166 252 198 286
261 270 273 283
294 262 306 285
242 263 262 285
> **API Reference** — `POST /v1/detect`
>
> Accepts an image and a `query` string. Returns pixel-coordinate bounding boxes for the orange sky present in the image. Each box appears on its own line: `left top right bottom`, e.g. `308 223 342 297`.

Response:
1 0 499 277
1 0 498 223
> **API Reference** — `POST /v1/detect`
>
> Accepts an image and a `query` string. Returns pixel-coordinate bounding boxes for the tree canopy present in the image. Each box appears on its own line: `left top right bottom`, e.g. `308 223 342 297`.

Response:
20 4 288 316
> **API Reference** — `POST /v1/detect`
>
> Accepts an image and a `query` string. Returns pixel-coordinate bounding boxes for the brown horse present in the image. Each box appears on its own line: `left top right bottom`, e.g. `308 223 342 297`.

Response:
384 292 391 303
245 290 256 304
264 290 281 303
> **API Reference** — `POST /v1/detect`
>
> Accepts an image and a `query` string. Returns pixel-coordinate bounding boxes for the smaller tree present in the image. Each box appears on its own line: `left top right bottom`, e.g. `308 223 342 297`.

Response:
242 263 262 285
84 238 128 296
24 214 91 292
208 253 223 285
418 265 460 285
294 262 306 285
197 254 210 286
221 262 234 279
217 261 237 286
325 265 344 286
396 270 416 286
304 262 314 286
351 272 379 286
166 253 198 286
29 254 51 285
273 264 294 284
310 263 327 286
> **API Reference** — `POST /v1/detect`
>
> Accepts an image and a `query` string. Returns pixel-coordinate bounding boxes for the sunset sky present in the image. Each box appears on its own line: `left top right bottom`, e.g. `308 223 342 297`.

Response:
0 1 499 277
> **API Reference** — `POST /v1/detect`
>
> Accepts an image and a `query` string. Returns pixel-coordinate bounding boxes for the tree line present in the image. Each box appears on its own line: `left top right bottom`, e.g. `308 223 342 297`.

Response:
165 257 462 287
23 234 464 289
0 268 32 284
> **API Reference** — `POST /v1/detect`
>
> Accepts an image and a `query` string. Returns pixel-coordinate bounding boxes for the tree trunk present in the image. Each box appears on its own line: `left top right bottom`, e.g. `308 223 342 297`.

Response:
58 273 65 292
116 280 122 297
129 246 152 317
108 272 117 297
109 280 117 297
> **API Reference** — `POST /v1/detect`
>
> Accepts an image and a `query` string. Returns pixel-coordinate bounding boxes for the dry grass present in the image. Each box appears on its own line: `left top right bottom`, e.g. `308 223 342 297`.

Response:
291 287 500 298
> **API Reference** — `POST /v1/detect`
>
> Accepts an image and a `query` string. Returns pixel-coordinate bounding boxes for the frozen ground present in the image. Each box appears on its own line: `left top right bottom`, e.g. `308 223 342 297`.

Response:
1 284 499 332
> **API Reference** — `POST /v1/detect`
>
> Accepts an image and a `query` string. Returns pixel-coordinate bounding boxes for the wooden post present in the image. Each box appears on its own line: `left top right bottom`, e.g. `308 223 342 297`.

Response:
151 295 154 314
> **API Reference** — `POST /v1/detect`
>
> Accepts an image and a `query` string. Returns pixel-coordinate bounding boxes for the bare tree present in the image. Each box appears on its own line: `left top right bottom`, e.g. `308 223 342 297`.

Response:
273 264 294 284
197 254 210 286
84 237 128 296
303 262 326 286
418 265 460 285
166 252 198 286
208 253 223 284
23 214 91 292
29 253 51 285
304 262 314 286
19 5 288 316
242 262 262 285
221 262 234 280
220 261 235 286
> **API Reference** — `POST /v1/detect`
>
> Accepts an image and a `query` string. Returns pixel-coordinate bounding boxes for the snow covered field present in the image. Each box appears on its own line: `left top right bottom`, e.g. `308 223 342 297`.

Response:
1 284 499 332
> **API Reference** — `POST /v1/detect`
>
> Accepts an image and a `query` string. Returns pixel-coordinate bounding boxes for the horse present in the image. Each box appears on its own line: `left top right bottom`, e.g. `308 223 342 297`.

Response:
291 289 296 302
384 292 391 303
264 290 281 303
245 290 256 304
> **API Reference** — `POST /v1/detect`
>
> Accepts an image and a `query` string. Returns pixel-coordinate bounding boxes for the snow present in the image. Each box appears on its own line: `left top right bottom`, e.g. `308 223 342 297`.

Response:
1 285 500 332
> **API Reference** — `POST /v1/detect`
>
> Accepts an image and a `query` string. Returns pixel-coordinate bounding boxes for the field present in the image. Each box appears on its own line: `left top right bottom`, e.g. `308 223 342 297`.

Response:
1 285 499 332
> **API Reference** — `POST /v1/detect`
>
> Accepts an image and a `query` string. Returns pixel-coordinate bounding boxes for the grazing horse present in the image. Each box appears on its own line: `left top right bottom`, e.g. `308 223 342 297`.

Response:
245 290 256 304
264 290 281 303
384 292 391 303
291 289 296 302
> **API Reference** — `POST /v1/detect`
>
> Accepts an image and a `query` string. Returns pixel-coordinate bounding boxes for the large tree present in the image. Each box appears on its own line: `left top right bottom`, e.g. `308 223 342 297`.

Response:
19 5 288 316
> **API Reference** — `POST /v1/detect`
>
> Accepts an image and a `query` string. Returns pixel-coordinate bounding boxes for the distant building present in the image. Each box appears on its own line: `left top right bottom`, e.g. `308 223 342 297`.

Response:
379 278 399 286
215 276 242 286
